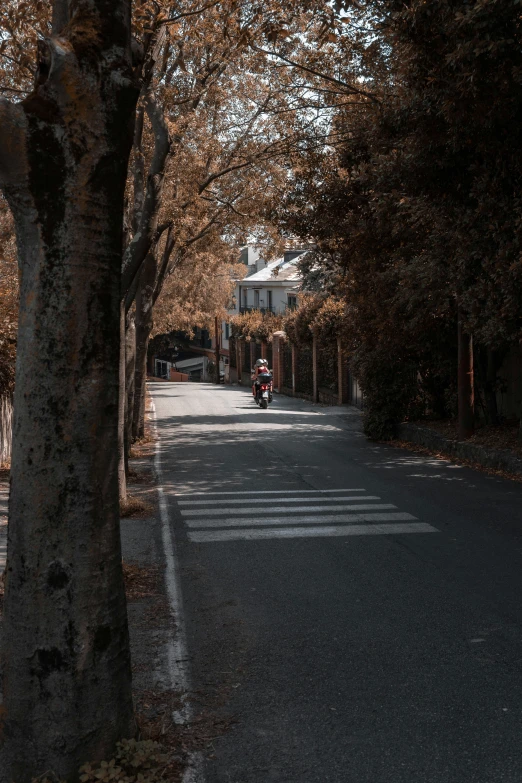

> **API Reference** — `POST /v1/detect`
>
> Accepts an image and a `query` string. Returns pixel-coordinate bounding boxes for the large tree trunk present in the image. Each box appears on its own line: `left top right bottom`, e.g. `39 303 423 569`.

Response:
132 253 156 441
125 312 136 468
118 302 128 503
133 318 151 441
0 4 138 779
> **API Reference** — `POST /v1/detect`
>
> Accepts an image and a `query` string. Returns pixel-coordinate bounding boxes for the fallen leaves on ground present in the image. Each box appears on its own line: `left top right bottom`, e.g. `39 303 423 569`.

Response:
390 439 522 484
413 419 522 459
121 494 154 518
123 562 162 601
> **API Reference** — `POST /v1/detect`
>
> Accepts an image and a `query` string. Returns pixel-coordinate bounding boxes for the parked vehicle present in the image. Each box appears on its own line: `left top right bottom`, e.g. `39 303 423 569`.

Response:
254 371 273 409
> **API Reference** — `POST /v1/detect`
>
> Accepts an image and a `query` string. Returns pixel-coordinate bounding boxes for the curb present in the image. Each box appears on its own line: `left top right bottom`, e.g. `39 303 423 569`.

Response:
396 422 522 478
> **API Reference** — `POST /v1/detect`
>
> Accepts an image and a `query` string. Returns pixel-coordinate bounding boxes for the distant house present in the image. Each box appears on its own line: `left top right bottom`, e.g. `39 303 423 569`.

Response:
231 248 307 317
208 247 308 382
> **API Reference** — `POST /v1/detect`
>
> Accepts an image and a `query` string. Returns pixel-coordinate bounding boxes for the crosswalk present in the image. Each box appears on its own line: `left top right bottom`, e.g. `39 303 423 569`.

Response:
175 489 438 543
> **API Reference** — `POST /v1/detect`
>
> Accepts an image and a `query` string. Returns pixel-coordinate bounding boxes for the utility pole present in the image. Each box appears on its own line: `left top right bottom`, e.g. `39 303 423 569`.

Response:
215 315 221 384
458 311 474 439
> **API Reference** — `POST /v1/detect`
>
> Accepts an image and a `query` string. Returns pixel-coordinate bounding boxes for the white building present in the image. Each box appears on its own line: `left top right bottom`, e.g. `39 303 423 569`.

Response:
230 248 307 317
213 247 307 382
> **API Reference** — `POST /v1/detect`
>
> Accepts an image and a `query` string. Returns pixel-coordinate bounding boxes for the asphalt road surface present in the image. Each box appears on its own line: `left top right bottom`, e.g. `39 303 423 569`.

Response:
152 381 522 783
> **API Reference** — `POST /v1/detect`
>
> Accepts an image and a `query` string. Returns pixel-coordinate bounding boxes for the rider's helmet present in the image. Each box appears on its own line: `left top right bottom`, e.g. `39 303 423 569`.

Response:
255 358 267 367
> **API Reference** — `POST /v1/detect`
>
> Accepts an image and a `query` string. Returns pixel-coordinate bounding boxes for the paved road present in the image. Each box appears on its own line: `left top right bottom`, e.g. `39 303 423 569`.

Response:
152 382 522 783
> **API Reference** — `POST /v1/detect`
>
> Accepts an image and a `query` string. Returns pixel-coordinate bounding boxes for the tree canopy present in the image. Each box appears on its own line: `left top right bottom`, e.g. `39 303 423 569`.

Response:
273 0 522 437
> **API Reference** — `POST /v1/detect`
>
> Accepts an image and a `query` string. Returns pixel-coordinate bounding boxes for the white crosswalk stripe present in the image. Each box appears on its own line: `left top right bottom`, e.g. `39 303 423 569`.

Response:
178 494 373 506
176 487 439 543
181 503 397 517
175 488 366 496
189 523 437 543
184 512 417 529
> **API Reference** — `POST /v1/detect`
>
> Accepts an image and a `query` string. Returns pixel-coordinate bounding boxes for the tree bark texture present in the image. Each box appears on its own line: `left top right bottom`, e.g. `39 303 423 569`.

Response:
121 94 171 297
458 317 475 440
125 313 136 468
118 302 127 503
0 3 138 778
132 253 156 441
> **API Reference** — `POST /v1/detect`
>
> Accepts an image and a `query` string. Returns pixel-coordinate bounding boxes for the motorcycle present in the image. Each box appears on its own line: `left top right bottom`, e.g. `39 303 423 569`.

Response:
253 371 273 409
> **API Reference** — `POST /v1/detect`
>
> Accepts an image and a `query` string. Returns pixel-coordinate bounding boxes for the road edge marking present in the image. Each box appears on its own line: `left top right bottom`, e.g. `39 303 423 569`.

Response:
149 395 206 783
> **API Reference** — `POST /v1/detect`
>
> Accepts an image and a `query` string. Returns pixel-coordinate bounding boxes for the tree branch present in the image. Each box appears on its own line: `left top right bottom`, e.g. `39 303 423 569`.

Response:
161 1 222 26
52 0 69 35
152 224 178 306
0 99 28 188
121 92 171 296
250 44 380 105
201 192 249 218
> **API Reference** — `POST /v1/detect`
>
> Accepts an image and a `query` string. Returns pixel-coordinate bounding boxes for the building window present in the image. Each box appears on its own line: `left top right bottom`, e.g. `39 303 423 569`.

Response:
287 295 297 310
254 290 260 308
225 322 230 340
243 289 248 308
267 290 273 310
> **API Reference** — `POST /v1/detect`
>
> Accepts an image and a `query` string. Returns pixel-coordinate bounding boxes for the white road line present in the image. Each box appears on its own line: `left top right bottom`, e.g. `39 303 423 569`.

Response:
189 522 438 543
181 503 397 518
185 512 416 529
151 396 206 783
178 495 379 507
175 488 366 497
151 399 194 726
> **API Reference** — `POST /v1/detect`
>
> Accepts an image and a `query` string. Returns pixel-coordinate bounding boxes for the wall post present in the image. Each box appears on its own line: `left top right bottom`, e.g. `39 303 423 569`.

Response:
312 334 319 403
337 337 344 405
214 315 220 385
237 341 243 385
291 344 297 396
272 331 286 393
235 339 241 384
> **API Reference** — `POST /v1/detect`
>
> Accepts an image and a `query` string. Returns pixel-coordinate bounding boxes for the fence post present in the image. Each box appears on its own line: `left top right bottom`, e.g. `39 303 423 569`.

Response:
237 341 243 385
250 341 256 371
337 337 344 405
312 334 319 403
236 339 241 384
261 340 267 360
291 344 297 396
214 316 220 385
272 331 286 393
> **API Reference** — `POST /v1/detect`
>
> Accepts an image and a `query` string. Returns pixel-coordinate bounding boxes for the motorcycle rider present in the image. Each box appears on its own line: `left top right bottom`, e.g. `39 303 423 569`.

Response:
252 357 269 397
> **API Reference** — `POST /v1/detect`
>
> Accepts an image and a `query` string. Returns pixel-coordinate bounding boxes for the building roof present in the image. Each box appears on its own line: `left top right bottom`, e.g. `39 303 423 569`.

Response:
240 253 307 284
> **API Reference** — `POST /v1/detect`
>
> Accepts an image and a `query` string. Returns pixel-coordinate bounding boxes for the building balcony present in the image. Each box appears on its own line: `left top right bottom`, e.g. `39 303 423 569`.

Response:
239 305 276 315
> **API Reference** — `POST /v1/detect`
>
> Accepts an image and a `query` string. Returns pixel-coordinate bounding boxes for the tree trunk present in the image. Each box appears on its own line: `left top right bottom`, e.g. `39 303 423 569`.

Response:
133 315 152 441
132 253 156 441
485 348 500 426
458 316 475 440
125 313 136 468
118 302 127 503
0 4 138 779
